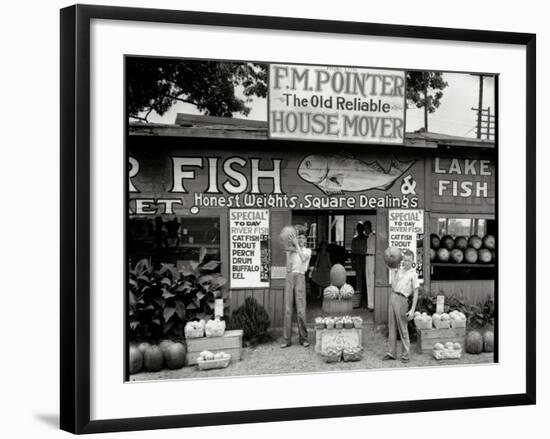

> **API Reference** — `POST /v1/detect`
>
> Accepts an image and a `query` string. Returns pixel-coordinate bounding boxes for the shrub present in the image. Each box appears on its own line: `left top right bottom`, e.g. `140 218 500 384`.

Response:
128 252 227 343
228 297 272 346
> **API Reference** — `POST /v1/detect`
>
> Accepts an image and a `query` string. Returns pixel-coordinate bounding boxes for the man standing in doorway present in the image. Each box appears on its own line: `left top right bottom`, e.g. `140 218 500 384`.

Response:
281 230 312 348
351 222 367 309
364 220 376 311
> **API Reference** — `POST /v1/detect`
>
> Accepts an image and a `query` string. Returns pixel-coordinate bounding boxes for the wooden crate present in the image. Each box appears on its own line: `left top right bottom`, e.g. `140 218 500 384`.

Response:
416 327 466 353
186 329 243 365
315 328 362 353
322 299 353 314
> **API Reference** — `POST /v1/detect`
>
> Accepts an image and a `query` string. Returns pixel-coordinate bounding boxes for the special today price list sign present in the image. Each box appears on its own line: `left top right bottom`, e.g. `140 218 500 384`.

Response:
229 209 270 289
269 64 406 143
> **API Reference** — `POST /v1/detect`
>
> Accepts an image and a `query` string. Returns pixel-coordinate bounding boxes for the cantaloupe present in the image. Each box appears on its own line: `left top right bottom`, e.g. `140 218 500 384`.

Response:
464 247 478 263
483 331 494 352
468 236 483 249
329 264 347 287
437 248 450 262
466 331 484 354
483 235 496 250
450 248 464 263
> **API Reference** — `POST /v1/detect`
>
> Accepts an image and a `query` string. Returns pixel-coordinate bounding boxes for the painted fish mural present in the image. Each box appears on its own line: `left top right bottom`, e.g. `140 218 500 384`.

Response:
297 154 415 194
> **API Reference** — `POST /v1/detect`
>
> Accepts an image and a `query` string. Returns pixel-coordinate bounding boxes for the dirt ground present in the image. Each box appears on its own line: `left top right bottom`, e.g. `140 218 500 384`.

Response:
130 327 494 382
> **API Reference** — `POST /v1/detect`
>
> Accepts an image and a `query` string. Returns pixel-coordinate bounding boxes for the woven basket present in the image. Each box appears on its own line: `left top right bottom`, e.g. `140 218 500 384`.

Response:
433 348 462 360
343 351 363 362
434 320 451 329
451 319 466 328
197 356 231 370
185 326 204 339
320 352 342 363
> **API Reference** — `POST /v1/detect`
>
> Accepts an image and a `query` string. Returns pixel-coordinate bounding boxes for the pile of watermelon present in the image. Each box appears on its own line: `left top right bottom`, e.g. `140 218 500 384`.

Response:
430 233 496 264
129 339 187 375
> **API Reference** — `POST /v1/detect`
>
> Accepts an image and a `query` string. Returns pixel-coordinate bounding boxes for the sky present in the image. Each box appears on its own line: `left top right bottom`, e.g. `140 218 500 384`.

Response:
138 71 495 139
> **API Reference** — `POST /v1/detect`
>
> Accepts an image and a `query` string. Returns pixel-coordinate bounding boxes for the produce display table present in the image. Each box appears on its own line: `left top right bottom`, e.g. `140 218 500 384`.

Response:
416 327 466 353
315 328 362 354
186 329 243 365
322 299 353 314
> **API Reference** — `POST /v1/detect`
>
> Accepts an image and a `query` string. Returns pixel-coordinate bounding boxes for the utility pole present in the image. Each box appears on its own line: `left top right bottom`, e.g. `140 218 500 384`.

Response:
471 73 495 139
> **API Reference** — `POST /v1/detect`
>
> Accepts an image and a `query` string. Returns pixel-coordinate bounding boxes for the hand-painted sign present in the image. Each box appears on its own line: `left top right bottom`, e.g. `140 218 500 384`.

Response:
269 64 406 144
432 157 495 212
388 209 424 268
128 148 423 215
229 209 270 289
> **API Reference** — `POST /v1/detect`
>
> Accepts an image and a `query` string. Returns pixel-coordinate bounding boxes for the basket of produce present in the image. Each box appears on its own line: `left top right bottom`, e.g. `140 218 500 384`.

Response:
449 310 467 328
432 342 462 360
325 317 335 329
432 312 451 329
334 317 344 329
343 346 363 362
343 315 354 329
320 347 342 363
352 316 363 329
184 320 205 338
414 313 432 330
314 317 325 329
196 351 231 370
205 317 226 337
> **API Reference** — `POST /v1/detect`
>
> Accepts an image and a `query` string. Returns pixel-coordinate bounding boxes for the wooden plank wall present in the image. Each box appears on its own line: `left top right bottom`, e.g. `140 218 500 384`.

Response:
430 280 494 305
229 286 286 329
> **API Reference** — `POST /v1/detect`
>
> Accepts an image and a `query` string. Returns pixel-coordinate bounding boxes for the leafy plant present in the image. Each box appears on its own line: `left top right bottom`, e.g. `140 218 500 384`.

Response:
227 297 272 346
128 250 227 342
413 289 494 329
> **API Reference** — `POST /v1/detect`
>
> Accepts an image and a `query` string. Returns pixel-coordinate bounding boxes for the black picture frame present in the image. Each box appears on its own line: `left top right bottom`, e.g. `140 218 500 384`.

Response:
60 4 536 434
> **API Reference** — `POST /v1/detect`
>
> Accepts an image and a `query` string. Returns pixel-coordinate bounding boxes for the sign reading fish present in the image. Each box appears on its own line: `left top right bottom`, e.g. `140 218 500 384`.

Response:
269 64 406 144
298 154 415 194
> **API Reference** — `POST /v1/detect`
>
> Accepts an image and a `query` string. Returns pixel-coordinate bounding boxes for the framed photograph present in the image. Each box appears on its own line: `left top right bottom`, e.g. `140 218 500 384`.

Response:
60 4 536 434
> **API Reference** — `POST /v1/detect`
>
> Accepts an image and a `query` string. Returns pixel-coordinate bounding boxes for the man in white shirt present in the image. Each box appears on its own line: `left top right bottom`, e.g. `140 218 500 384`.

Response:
281 230 312 348
383 249 419 363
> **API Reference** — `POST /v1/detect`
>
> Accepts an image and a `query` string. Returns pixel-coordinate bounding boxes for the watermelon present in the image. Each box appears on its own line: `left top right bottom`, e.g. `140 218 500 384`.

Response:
441 235 455 250
450 248 464 263
164 342 187 369
483 234 496 250
466 331 484 354
468 236 483 249
144 345 164 371
478 248 492 263
437 248 450 262
329 264 347 287
137 342 151 354
159 339 175 353
279 225 296 248
454 236 468 250
129 346 143 374
429 248 436 261
430 234 441 249
483 331 494 352
384 247 402 269
464 247 478 263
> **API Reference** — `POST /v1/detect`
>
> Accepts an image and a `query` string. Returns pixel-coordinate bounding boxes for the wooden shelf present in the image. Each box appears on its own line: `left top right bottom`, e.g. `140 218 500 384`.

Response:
431 262 495 268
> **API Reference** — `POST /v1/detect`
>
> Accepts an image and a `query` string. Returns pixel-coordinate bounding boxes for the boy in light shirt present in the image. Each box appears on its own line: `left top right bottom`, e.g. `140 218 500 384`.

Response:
281 230 312 348
383 249 419 363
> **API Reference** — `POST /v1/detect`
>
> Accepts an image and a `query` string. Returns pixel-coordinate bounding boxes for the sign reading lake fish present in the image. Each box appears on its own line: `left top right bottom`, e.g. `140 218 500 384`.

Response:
269 64 406 143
